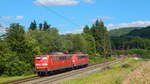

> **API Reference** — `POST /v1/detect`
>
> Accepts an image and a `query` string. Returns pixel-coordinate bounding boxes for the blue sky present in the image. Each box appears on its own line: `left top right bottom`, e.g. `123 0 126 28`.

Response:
0 0 150 34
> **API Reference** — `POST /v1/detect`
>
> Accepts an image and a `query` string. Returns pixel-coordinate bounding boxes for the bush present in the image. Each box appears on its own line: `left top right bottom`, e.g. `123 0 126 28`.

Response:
121 63 131 68
89 53 104 64
130 49 150 59
116 49 150 59
4 60 33 76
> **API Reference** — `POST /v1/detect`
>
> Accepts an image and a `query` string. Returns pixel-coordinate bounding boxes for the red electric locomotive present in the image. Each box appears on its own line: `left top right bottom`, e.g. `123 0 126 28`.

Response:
35 52 88 76
71 54 88 68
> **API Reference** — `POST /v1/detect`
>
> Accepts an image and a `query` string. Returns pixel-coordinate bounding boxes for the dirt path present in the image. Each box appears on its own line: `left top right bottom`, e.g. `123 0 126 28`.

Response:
122 61 150 84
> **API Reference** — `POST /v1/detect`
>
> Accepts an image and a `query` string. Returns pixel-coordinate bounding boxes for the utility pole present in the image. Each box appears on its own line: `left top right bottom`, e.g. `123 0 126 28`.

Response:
127 45 130 57
122 42 125 61
114 47 117 57
104 31 106 69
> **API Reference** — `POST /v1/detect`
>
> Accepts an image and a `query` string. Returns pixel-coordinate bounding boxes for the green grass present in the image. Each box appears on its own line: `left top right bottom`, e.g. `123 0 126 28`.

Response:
0 74 37 84
126 61 150 84
89 56 117 64
62 58 144 84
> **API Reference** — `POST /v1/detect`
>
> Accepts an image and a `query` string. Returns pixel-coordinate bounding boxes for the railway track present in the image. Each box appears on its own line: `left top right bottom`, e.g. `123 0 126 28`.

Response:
5 76 40 84
6 59 122 84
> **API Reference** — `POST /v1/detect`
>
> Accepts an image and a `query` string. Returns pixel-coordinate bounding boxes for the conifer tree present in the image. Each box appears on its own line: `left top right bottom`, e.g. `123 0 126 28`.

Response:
91 20 112 56
39 23 43 31
83 25 90 34
29 20 37 30
43 21 50 31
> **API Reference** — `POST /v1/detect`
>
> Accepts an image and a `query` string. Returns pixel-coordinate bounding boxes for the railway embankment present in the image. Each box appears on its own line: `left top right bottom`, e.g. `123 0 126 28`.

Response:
4 59 121 84
3 57 147 84
62 57 147 84
20 59 121 84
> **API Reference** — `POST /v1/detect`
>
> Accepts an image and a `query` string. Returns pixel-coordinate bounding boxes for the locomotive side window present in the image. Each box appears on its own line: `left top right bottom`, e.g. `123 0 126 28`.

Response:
36 57 41 60
66 56 71 60
59 56 65 60
53 57 55 61
42 57 48 60
53 56 71 61
53 56 59 61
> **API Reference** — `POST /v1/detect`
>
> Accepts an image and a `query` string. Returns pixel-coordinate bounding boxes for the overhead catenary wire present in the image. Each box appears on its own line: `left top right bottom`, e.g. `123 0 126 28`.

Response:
35 0 80 27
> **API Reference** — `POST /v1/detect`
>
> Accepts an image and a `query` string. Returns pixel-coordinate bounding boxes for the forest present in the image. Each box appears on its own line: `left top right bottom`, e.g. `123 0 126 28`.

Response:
0 20 112 76
110 26 150 50
110 26 150 59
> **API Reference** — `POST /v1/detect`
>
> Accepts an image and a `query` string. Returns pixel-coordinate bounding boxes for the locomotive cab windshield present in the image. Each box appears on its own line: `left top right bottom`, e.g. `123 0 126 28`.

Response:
36 56 41 60
42 56 48 60
36 56 48 60
35 55 49 69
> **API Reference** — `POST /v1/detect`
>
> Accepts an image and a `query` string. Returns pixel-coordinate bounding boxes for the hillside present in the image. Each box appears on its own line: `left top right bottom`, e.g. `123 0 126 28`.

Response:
125 26 150 38
110 26 150 49
109 27 143 37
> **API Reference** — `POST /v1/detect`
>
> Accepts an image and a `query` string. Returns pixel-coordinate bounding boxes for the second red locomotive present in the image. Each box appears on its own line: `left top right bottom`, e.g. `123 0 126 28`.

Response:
35 52 88 76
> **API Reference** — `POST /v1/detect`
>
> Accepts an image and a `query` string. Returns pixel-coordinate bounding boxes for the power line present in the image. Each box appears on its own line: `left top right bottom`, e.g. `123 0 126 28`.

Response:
35 0 80 27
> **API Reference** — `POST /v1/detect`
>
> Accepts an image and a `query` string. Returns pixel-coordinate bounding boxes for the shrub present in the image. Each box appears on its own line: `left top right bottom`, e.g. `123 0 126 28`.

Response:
121 63 131 68
4 60 33 76
116 49 150 59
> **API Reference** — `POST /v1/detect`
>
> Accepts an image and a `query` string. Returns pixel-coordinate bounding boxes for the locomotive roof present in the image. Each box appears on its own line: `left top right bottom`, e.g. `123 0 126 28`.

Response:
41 52 86 55
36 53 88 56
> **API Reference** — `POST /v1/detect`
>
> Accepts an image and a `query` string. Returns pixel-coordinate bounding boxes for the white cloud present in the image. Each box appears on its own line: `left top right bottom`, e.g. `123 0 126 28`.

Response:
0 16 24 22
0 24 7 35
88 19 97 22
71 26 84 34
60 26 84 34
0 16 13 21
58 24 67 28
83 0 94 3
60 20 150 34
89 16 114 22
98 16 114 20
34 0 79 6
16 16 24 20
106 21 150 30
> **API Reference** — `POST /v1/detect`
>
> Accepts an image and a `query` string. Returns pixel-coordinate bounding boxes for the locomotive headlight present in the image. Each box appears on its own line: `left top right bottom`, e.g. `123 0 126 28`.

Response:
42 64 48 66
36 64 40 66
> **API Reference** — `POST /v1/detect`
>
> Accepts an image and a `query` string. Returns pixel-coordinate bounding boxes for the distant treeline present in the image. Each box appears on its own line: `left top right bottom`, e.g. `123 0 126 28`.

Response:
0 20 112 76
110 26 150 60
109 27 143 37
110 26 150 50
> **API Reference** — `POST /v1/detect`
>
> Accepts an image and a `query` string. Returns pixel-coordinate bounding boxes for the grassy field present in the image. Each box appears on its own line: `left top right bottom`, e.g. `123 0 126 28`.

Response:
62 58 144 84
0 74 36 84
122 60 150 84
89 56 117 64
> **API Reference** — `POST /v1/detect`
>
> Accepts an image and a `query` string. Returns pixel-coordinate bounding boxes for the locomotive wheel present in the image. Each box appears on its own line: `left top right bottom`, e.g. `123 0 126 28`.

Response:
38 72 46 76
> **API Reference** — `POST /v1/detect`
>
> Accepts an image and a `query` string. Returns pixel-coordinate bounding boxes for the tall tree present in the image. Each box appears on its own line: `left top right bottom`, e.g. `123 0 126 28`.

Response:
91 20 111 56
3 23 39 76
0 40 15 75
43 21 50 31
28 28 63 53
82 33 96 59
71 34 88 53
39 23 43 31
5 23 40 68
83 25 90 34
29 20 37 30
62 34 74 52
5 23 25 53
